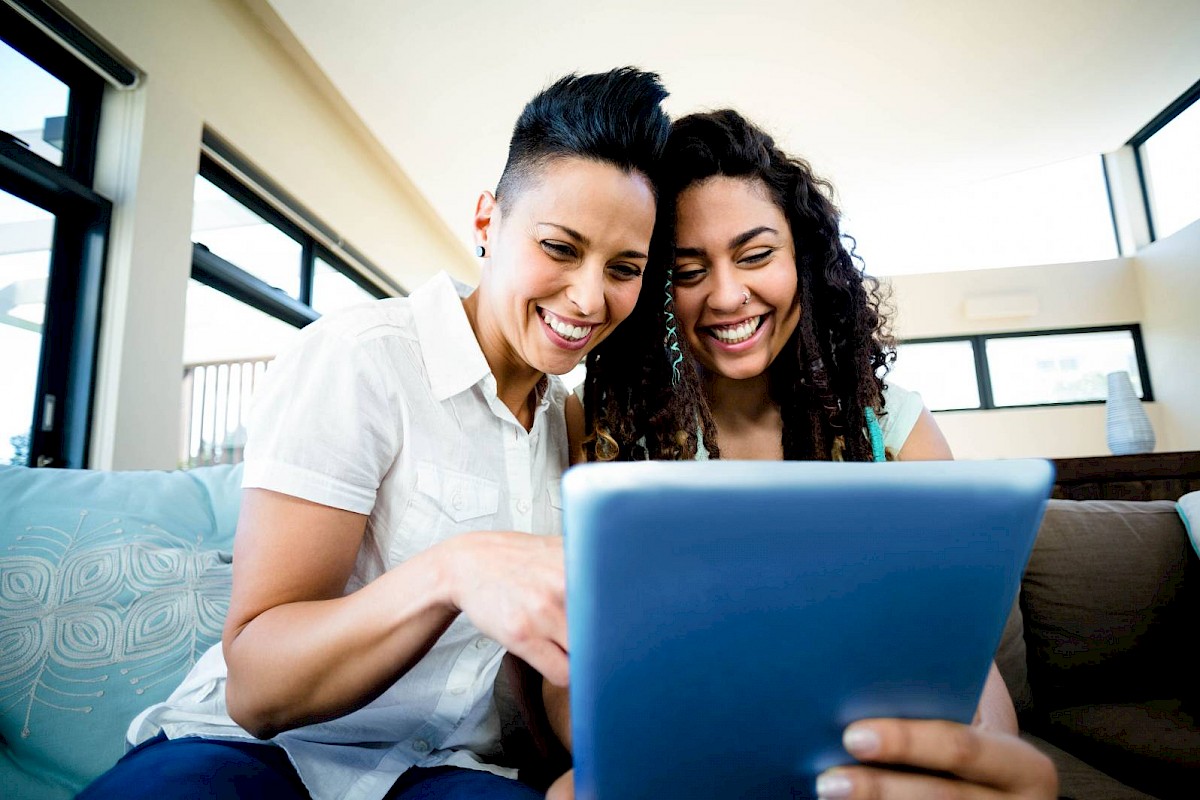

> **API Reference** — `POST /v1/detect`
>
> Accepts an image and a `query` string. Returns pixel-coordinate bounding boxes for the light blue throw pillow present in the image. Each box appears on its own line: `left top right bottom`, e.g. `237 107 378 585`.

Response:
0 463 242 799
1177 490 1200 559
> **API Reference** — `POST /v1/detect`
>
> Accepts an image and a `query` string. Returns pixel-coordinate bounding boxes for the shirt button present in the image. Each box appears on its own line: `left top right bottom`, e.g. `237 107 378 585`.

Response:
450 686 467 696
516 499 530 514
475 637 492 650
413 739 430 753
452 493 465 511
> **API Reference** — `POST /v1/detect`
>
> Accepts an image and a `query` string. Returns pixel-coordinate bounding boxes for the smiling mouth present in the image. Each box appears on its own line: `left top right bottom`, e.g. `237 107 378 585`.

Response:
705 315 765 345
540 308 597 342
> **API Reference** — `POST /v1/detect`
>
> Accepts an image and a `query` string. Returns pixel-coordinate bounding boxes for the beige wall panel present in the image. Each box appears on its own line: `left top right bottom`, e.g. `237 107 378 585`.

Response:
1133 217 1200 452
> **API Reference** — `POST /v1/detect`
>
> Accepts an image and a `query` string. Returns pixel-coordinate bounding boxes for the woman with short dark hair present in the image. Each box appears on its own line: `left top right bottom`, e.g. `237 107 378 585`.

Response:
81 67 672 800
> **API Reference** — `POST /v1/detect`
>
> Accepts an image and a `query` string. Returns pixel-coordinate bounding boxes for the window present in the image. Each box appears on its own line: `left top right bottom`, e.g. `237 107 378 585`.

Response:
183 150 394 467
312 256 377 315
842 155 1119 275
1133 80 1200 241
985 329 1145 407
1 4 110 468
892 326 1151 411
193 174 304 298
0 190 53 465
0 38 69 166
887 340 981 411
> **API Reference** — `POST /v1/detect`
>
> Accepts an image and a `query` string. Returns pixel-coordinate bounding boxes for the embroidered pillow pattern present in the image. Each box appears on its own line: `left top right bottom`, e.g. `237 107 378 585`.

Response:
0 510 230 743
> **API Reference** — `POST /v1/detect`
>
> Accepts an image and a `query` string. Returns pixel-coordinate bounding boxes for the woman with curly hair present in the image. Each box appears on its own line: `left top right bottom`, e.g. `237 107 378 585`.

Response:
546 110 1056 799
579 108 945 464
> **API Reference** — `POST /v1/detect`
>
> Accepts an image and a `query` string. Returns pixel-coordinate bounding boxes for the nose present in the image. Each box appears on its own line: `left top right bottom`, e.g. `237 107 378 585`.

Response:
708 265 745 313
566 262 605 318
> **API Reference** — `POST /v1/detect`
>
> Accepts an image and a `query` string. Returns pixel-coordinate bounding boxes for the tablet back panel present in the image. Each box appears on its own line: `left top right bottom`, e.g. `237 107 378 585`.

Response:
564 459 1053 800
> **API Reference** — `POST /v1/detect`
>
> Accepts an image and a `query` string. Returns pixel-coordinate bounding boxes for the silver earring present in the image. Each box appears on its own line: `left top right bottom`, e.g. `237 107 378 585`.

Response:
741 289 751 306
474 245 486 257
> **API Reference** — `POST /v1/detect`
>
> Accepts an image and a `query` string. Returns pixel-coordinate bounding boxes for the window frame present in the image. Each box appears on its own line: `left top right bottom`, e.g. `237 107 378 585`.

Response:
1 5 110 469
1128 77 1200 245
184 156 394 469
193 153 391 323
896 324 1153 412
1 2 103 183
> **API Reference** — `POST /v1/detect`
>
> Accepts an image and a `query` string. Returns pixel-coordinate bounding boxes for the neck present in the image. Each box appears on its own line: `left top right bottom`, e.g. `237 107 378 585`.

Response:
704 369 776 423
703 368 785 460
461 292 542 429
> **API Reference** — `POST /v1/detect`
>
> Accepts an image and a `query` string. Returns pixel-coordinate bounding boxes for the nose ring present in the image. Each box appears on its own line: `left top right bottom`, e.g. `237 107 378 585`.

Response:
741 289 751 306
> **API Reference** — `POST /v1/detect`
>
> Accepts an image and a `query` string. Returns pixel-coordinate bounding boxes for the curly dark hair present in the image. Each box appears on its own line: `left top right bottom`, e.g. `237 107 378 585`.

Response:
583 108 896 462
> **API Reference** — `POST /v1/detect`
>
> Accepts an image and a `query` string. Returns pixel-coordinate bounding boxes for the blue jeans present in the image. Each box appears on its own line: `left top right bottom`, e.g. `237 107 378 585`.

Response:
78 734 544 799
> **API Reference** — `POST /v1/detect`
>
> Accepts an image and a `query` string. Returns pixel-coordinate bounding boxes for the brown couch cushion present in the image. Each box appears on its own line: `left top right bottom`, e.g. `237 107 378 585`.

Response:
1046 702 1199 800
994 598 1033 715
1021 500 1197 710
1020 731 1158 800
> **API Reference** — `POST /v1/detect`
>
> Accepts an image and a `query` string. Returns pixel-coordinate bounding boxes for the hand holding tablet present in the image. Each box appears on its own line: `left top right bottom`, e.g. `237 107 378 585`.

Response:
562 460 1056 800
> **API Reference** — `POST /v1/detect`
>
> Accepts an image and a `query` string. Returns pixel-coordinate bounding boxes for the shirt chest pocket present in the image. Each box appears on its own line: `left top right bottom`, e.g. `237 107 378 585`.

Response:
400 462 501 554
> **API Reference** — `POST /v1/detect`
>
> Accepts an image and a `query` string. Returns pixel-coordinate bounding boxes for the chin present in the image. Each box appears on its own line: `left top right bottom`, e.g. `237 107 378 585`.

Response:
535 353 586 376
708 358 772 382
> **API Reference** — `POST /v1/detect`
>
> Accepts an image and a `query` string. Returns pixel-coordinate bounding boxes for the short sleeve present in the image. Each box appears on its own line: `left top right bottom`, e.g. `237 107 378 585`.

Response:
880 383 925 455
241 322 401 515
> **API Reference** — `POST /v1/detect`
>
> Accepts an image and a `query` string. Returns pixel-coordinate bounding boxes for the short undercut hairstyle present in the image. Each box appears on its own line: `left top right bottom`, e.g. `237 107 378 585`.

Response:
495 67 671 209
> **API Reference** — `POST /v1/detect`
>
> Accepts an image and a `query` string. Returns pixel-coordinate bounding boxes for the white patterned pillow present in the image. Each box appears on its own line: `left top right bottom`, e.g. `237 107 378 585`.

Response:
0 464 241 799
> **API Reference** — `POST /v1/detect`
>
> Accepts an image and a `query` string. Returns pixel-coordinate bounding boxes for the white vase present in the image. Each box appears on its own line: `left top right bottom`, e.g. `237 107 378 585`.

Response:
1105 371 1155 455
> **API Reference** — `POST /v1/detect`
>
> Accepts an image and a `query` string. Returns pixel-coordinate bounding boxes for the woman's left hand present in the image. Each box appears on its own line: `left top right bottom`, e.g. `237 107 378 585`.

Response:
816 718 1057 799
541 723 1055 800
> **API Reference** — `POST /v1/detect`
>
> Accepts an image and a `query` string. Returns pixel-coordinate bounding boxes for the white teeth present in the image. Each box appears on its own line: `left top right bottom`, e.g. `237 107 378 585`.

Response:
541 309 592 342
711 316 762 344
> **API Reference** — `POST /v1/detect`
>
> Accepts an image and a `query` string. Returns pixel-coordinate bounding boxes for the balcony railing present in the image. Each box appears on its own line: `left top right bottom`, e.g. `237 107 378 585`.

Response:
181 357 272 469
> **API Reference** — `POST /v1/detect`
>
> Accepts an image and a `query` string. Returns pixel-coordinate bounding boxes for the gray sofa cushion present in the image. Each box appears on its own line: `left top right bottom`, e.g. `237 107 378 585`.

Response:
1047 702 1200 800
1020 500 1197 710
994 598 1032 715
1020 731 1157 800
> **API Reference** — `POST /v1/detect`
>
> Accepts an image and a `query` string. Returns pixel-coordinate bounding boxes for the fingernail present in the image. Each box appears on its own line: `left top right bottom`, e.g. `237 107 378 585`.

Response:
815 771 853 798
843 725 881 757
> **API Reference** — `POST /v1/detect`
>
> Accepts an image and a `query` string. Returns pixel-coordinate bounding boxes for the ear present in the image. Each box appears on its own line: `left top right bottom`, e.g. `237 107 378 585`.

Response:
474 191 498 253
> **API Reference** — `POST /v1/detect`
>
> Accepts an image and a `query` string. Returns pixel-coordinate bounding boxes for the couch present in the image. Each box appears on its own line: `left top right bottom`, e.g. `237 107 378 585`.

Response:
993 498 1199 799
1 464 1196 799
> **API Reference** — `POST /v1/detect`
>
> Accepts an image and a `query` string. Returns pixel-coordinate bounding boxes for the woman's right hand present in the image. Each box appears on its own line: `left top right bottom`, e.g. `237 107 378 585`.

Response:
441 531 569 687
223 489 566 738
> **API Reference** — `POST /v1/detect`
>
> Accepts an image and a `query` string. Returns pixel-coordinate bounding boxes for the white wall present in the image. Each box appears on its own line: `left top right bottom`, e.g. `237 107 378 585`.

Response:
887 258 1142 339
887 239 1197 459
60 0 473 469
1134 217 1200 452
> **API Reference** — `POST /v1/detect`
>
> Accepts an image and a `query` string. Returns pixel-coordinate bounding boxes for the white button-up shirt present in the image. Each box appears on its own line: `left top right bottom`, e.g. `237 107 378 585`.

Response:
128 272 569 800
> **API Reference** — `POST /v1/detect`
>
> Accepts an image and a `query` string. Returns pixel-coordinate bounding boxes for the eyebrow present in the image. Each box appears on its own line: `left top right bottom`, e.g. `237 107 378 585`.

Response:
675 226 780 259
538 222 648 260
730 226 778 249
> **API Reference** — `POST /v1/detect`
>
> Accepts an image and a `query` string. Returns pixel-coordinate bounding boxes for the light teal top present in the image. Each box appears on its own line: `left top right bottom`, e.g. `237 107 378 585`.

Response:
694 383 925 461
574 381 925 462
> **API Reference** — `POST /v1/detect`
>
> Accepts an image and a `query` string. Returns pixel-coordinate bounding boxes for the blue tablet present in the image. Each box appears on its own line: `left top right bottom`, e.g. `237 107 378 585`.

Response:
563 459 1054 800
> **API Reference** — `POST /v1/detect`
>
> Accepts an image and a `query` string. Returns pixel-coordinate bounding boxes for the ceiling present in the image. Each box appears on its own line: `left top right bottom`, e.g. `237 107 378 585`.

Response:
262 0 1200 263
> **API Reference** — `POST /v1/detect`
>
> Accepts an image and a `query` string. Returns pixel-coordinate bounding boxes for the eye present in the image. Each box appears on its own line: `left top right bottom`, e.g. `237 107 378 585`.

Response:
739 247 775 265
541 240 576 259
608 263 644 280
671 266 707 284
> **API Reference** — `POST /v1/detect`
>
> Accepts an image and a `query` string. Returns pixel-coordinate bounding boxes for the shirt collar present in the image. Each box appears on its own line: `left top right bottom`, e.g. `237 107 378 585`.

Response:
411 271 490 401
